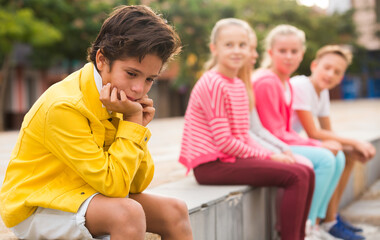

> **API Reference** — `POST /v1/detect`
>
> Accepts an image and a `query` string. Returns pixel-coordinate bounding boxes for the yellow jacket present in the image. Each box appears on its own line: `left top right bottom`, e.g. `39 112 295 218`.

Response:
0 63 154 228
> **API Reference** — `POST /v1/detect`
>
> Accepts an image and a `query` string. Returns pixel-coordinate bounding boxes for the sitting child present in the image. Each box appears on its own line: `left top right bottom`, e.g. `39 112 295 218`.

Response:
291 44 376 240
0 5 193 240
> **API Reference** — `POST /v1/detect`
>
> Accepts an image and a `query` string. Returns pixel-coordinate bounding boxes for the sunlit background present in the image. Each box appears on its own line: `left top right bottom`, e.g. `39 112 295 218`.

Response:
1 0 380 131
297 0 329 9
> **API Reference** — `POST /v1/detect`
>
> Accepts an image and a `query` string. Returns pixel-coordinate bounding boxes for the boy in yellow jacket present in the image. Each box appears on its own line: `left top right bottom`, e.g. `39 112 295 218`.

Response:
0 5 193 240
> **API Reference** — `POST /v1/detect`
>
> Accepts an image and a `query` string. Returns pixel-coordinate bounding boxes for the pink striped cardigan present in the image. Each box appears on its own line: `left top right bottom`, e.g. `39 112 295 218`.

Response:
179 70 272 172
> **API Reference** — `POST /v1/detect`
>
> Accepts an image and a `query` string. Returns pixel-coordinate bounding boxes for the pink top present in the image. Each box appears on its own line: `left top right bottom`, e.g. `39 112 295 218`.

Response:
252 69 321 147
179 70 272 172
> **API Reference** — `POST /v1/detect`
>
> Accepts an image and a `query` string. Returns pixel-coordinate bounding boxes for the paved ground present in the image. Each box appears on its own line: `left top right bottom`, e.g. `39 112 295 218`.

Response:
0 99 379 239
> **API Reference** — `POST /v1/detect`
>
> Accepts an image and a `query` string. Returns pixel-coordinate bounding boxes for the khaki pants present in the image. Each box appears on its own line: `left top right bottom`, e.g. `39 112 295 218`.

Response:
11 193 110 240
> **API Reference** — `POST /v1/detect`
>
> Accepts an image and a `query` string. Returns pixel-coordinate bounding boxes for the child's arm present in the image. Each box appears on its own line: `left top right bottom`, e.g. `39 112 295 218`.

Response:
201 81 272 160
297 110 337 140
296 110 375 159
130 151 154 193
44 102 151 198
318 115 376 160
250 108 290 153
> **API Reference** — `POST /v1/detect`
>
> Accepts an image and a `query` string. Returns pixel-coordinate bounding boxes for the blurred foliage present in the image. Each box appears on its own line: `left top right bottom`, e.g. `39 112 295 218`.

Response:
1 0 129 71
231 0 357 76
0 5 61 63
150 0 236 88
151 0 358 87
0 0 358 82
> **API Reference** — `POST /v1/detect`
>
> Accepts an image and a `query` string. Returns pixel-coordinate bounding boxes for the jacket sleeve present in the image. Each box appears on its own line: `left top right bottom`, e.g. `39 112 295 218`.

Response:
129 150 154 193
44 102 153 197
254 79 321 147
199 80 272 160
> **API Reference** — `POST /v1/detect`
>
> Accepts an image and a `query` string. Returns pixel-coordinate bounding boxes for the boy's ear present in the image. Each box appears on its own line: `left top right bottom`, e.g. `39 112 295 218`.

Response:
96 49 107 71
310 60 318 72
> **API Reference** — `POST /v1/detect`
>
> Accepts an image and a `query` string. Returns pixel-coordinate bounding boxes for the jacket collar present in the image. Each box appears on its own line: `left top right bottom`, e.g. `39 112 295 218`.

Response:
79 63 112 121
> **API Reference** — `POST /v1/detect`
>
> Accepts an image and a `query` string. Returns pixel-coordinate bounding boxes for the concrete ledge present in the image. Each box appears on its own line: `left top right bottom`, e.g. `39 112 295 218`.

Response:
146 137 380 240
146 177 278 240
340 138 380 208
1 100 379 239
146 177 251 214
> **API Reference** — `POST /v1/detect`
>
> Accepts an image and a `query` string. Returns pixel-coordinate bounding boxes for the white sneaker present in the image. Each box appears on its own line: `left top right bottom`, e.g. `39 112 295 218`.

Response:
318 228 343 240
305 220 312 236
305 225 323 240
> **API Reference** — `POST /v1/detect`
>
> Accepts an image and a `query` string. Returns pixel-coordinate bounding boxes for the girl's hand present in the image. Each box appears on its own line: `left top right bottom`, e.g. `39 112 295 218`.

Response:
270 153 295 164
283 150 296 162
136 95 155 127
354 141 376 162
100 83 143 125
321 140 342 156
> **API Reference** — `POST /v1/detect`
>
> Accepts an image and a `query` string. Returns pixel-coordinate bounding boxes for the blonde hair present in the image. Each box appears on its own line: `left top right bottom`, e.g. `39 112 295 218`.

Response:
239 30 257 111
204 18 255 110
204 18 252 70
260 24 306 69
315 45 352 65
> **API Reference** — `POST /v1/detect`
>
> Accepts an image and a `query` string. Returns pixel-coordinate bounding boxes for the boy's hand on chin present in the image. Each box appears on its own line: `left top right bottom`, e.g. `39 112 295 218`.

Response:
100 83 143 125
137 95 155 127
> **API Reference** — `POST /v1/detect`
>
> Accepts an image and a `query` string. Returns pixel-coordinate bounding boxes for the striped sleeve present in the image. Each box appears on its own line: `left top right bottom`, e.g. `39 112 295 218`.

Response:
200 75 272 159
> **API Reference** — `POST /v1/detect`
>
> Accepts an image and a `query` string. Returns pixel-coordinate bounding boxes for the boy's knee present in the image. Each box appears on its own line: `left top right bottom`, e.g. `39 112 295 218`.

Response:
110 199 146 235
118 198 146 221
162 198 192 237
166 198 189 222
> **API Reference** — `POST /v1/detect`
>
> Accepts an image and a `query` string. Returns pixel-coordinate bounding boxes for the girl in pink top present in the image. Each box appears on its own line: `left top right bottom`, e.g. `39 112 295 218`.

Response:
252 24 346 239
179 18 314 240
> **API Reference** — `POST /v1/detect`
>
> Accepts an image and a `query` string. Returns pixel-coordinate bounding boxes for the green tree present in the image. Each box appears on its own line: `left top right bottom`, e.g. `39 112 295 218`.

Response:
231 0 357 75
149 0 356 90
151 0 236 88
0 6 61 130
16 0 124 72
0 0 128 130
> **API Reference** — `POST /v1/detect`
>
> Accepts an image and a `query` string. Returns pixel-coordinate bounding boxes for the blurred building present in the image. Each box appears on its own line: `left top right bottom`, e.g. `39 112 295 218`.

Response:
3 46 187 130
4 44 70 130
329 0 380 99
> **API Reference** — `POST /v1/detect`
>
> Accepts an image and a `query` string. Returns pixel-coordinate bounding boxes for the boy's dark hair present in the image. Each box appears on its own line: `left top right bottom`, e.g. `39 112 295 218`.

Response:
87 5 181 69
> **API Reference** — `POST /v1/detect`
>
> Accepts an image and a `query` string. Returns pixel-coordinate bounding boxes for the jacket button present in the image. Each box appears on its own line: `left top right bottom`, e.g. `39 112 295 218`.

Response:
144 137 147 141
81 192 85 195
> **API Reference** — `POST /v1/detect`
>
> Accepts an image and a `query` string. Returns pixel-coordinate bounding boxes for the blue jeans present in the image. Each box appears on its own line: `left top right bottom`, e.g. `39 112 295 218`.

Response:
291 146 345 225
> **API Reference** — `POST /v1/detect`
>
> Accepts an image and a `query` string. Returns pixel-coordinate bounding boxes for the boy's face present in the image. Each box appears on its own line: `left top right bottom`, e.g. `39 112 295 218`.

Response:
96 51 162 101
310 53 348 90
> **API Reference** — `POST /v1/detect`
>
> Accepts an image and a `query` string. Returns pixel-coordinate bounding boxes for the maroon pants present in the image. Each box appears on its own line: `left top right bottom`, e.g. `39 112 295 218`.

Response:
194 157 315 240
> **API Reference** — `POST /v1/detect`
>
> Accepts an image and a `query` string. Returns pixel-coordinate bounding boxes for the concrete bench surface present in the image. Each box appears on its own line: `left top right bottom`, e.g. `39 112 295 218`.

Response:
146 176 252 214
0 99 380 239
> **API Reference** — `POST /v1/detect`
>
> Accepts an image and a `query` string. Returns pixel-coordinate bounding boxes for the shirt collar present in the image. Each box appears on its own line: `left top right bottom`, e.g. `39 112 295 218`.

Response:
93 65 102 95
93 65 115 115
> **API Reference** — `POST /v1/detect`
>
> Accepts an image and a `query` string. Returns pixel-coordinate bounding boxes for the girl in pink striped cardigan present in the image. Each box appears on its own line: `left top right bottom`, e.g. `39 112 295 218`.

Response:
179 18 314 240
